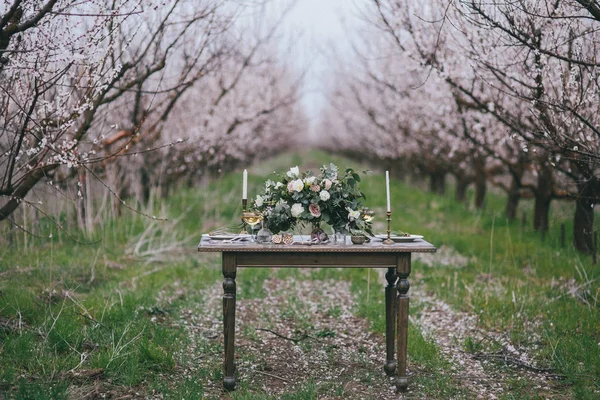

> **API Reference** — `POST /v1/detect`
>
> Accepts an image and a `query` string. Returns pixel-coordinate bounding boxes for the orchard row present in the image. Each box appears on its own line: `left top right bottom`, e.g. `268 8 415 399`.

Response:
0 0 304 230
321 0 600 253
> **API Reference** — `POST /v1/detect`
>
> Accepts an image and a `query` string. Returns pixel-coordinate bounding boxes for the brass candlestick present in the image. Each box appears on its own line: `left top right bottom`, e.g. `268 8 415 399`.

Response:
241 198 248 234
383 211 394 245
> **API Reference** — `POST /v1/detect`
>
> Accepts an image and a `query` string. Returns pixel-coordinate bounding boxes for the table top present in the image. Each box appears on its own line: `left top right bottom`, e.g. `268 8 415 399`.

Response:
197 235 436 253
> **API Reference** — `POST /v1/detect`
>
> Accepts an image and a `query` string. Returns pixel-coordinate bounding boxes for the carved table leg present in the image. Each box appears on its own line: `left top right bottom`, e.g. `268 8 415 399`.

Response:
384 267 398 376
222 254 237 391
396 254 411 392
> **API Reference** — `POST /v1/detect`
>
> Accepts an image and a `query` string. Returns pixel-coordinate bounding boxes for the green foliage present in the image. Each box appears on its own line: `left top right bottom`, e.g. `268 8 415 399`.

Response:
15 381 69 400
154 377 204 399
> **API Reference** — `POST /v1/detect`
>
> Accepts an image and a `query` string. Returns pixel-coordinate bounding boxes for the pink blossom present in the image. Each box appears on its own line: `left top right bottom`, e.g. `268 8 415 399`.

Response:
323 179 332 190
309 203 321 217
310 184 321 192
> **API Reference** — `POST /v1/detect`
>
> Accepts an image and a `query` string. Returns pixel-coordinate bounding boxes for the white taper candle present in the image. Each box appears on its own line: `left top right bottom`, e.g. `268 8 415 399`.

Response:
385 170 391 212
242 169 248 200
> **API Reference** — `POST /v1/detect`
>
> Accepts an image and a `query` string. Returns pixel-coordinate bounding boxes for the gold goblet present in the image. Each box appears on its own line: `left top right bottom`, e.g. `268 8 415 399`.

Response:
242 211 262 240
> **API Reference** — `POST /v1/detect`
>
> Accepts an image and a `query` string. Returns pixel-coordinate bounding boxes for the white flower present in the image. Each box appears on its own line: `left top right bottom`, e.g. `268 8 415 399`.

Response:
319 190 330 201
289 179 304 192
291 203 304 217
275 182 283 189
347 208 360 220
255 195 264 207
287 166 300 178
304 176 316 185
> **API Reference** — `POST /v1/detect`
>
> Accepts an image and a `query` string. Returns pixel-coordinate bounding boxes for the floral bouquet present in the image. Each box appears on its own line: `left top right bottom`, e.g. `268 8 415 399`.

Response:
252 163 374 236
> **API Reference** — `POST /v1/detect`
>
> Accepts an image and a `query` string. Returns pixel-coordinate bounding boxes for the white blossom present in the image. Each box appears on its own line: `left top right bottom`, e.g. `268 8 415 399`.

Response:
347 208 360 220
288 179 304 192
287 166 300 178
255 195 264 207
291 203 304 217
304 176 316 185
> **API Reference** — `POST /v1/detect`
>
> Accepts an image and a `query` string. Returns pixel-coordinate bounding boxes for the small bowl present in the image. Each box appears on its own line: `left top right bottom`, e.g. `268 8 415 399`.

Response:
350 235 366 245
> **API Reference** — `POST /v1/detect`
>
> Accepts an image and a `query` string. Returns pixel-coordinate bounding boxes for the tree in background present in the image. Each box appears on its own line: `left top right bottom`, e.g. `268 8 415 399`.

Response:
0 0 305 235
321 0 600 253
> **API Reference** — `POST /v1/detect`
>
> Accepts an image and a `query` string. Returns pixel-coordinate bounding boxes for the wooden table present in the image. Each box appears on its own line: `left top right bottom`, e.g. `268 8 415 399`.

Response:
197 236 436 392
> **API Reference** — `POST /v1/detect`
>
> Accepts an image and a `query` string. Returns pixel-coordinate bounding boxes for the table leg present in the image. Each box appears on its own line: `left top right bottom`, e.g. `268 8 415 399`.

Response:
222 254 237 391
396 253 411 392
384 267 398 376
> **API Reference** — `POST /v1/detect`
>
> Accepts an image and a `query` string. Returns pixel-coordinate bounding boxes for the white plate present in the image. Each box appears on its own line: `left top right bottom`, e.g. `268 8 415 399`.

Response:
375 234 423 242
203 233 252 240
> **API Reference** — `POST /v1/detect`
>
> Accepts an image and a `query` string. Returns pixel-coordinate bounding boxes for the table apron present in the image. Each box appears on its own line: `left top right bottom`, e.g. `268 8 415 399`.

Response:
231 252 399 268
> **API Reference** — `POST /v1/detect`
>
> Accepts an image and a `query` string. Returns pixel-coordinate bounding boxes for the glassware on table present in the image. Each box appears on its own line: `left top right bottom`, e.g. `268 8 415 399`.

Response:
256 220 273 244
332 228 347 245
242 211 262 227
242 211 262 240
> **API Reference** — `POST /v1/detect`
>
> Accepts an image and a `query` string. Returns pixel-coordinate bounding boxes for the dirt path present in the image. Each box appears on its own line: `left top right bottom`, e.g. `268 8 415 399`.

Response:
408 282 562 399
186 278 397 399
176 247 563 399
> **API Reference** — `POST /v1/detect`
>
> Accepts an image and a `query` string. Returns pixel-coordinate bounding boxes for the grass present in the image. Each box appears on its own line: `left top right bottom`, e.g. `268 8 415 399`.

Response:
0 149 599 399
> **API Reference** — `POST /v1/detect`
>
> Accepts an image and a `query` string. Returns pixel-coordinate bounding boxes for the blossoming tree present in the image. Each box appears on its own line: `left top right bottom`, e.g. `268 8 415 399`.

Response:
323 0 600 252
0 0 305 234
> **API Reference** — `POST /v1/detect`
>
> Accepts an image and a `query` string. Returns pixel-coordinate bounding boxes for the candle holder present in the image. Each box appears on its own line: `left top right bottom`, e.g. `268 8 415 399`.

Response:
241 198 248 234
383 211 394 245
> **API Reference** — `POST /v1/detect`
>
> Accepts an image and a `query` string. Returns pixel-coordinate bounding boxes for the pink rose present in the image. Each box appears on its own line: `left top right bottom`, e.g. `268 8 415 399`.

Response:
310 184 321 192
287 181 294 192
323 179 332 190
309 203 321 217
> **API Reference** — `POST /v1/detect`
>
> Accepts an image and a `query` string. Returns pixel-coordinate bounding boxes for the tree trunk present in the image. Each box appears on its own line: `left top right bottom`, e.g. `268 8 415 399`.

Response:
473 156 486 209
407 157 424 186
77 169 87 231
0 165 55 222
140 167 151 205
505 159 527 221
505 188 520 221
7 224 15 246
111 166 127 217
574 182 594 254
475 180 486 209
429 171 446 195
455 175 470 203
393 159 408 182
533 196 551 233
533 163 553 232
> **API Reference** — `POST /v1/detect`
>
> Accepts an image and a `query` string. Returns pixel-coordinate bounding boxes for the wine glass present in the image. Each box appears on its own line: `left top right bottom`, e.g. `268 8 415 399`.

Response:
242 211 262 240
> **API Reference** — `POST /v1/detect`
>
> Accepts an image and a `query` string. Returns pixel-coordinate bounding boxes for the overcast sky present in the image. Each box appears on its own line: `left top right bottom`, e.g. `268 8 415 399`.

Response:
268 0 363 123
